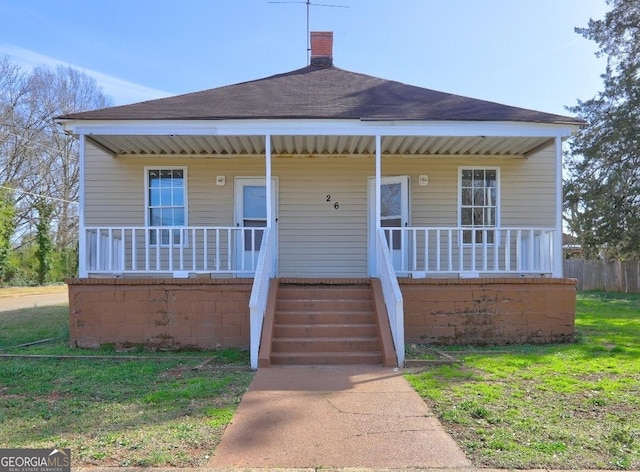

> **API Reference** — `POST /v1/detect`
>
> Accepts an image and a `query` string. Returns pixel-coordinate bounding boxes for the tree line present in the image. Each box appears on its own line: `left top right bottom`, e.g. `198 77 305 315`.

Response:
0 57 111 285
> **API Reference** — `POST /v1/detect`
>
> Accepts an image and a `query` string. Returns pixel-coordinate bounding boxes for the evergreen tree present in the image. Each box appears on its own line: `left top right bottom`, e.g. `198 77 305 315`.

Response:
0 187 15 282
565 0 640 259
34 198 53 285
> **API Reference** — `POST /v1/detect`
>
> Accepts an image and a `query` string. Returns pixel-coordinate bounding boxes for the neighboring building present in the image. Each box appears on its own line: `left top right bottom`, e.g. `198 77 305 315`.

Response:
563 233 583 258
57 32 579 368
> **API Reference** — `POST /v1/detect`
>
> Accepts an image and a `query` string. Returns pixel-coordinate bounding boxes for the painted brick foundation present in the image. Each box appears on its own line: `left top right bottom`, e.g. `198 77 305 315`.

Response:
66 277 576 352
66 278 252 350
400 278 577 345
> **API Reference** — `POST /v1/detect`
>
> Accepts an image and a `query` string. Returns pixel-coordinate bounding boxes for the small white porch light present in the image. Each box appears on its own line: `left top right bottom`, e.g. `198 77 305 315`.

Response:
419 175 429 186
216 176 226 186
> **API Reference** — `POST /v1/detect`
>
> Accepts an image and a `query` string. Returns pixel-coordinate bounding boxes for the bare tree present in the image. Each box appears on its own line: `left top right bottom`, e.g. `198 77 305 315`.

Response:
0 56 112 279
0 57 41 236
28 65 112 249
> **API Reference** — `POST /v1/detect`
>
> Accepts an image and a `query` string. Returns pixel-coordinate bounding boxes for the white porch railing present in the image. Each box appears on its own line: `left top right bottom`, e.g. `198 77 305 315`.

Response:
84 226 266 276
381 227 556 277
85 226 276 370
376 229 405 366
249 227 274 370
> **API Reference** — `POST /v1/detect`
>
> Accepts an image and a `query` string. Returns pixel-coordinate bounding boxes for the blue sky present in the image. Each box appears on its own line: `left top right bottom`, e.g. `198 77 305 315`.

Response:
0 0 609 116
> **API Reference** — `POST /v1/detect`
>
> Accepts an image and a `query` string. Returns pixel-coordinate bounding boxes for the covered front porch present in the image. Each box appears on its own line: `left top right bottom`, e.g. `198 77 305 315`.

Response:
77 122 569 280
67 123 574 368
80 220 561 368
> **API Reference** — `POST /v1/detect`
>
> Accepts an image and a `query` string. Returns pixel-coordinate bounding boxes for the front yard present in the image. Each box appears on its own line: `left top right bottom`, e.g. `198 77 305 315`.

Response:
406 291 640 469
0 289 638 469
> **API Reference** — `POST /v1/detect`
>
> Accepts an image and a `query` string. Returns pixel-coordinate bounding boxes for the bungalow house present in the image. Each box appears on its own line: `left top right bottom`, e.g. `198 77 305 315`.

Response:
57 32 579 369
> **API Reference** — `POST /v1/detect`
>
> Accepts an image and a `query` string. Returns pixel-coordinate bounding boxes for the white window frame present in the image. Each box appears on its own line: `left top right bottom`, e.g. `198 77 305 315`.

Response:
458 166 500 245
144 166 188 246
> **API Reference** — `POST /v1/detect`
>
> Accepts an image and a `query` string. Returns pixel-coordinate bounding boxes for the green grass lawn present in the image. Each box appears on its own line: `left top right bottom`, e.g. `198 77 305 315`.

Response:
406 291 640 470
0 305 253 467
2 291 638 468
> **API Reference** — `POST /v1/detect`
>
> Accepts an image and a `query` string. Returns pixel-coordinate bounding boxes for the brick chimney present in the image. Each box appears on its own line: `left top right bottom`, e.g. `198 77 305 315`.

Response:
310 31 333 67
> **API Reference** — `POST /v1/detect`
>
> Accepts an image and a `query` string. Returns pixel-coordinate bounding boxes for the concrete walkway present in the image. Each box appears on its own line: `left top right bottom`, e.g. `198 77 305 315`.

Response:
208 365 471 469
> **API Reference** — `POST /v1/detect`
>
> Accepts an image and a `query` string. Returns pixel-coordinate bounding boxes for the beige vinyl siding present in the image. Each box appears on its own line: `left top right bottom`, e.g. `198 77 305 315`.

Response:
85 142 265 227
383 148 557 274
500 146 556 227
382 146 556 228
85 144 143 226
384 158 458 227
273 157 374 278
84 140 557 277
84 145 268 273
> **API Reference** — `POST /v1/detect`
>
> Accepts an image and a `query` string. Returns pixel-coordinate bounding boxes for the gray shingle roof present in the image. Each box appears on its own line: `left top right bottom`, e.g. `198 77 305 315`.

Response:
58 64 582 125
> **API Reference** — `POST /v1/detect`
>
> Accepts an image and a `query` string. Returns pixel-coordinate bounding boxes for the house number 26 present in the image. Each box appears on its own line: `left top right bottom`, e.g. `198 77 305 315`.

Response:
326 195 339 209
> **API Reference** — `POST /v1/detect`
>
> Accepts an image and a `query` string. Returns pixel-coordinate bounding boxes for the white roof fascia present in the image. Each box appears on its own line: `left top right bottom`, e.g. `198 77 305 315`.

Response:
59 120 220 136
61 118 579 139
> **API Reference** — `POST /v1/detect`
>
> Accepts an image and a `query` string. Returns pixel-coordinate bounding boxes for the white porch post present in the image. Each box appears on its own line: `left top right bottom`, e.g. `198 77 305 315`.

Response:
554 135 563 277
78 134 87 278
374 134 382 276
265 134 272 228
265 134 274 275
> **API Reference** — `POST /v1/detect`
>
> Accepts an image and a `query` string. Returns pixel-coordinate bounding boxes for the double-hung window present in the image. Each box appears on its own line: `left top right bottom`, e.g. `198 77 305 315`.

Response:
146 168 186 245
460 168 498 244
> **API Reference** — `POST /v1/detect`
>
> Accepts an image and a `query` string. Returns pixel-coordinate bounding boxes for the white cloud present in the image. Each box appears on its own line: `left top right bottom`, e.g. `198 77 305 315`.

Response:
0 45 172 105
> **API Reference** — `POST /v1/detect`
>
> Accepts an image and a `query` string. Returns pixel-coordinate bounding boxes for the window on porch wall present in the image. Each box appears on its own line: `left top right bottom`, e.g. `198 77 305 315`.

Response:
242 185 267 250
147 168 187 245
460 168 498 244
381 182 402 249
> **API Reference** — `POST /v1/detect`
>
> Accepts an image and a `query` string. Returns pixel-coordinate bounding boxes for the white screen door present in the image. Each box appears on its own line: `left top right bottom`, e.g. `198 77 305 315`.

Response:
234 178 277 275
368 176 409 274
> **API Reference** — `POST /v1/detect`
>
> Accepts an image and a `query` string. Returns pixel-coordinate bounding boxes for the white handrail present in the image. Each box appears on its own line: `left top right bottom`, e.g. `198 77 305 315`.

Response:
376 228 404 366
249 227 273 370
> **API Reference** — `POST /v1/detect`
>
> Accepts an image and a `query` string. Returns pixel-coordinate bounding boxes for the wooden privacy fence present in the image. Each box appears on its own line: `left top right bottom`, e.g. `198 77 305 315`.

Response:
564 259 640 292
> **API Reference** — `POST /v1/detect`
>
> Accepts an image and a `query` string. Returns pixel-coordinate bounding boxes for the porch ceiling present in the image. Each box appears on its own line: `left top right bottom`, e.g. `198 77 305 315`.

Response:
87 134 554 157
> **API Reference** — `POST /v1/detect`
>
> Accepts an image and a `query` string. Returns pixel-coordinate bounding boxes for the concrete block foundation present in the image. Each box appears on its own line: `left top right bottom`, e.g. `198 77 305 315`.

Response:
400 277 577 345
66 278 252 350
66 277 576 352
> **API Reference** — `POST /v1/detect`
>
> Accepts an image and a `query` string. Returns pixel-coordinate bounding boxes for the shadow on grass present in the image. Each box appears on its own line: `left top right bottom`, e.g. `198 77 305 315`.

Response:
0 304 254 467
0 348 253 466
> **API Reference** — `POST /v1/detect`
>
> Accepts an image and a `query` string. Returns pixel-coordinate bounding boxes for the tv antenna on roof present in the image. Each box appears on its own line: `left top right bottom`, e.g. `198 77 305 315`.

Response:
268 0 349 65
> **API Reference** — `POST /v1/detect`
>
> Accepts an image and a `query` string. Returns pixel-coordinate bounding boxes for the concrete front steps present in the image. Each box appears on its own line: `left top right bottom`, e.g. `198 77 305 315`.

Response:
258 278 397 367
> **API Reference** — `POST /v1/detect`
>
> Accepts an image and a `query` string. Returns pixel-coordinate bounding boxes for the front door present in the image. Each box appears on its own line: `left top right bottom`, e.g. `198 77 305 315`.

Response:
368 176 410 275
234 178 277 275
